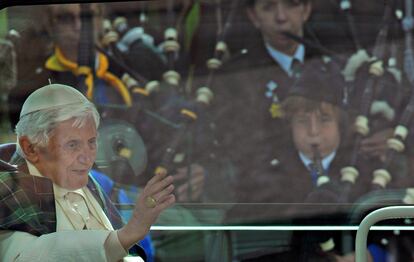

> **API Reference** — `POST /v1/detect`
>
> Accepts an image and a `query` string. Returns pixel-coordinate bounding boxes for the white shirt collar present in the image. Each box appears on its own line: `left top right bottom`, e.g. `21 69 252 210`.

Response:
26 160 86 199
25 160 113 231
298 150 336 172
265 43 305 77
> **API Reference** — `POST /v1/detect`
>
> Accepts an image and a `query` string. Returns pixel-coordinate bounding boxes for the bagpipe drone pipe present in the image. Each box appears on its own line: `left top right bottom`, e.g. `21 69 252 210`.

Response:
348 0 414 222
73 4 173 187
90 1 239 201
144 0 241 199
279 0 409 256
303 0 407 206
337 0 408 203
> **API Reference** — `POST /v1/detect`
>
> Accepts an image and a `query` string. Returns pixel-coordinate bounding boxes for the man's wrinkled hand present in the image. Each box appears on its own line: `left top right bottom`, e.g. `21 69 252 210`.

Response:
118 171 175 250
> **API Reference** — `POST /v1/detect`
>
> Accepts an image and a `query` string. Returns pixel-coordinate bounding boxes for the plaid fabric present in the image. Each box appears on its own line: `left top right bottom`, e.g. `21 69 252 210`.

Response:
0 155 146 260
0 170 55 236
88 175 124 230
89 172 146 259
0 162 125 234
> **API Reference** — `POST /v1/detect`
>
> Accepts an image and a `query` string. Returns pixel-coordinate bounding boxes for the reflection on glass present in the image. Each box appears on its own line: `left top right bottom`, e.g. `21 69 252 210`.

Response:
1 1 414 261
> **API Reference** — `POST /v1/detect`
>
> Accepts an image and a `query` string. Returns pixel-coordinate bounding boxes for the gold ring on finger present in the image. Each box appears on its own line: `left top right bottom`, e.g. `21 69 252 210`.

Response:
145 196 157 208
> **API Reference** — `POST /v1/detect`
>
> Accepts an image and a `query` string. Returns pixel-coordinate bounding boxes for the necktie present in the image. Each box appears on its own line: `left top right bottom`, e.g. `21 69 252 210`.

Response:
65 192 90 230
291 58 303 78
308 162 321 185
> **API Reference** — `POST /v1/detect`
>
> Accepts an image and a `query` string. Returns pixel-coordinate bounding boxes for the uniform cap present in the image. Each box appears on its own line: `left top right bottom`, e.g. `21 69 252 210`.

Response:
288 59 345 107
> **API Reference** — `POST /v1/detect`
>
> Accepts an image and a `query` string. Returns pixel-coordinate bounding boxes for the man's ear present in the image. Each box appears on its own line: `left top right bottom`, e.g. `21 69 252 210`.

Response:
19 136 39 163
246 8 260 29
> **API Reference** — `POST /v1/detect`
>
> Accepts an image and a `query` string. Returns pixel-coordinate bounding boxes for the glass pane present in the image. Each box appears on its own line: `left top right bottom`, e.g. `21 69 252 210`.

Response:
1 1 414 261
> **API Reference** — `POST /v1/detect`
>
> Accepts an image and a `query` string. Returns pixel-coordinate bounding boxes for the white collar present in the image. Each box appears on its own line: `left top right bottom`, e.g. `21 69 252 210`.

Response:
265 43 305 77
26 160 86 199
298 150 336 172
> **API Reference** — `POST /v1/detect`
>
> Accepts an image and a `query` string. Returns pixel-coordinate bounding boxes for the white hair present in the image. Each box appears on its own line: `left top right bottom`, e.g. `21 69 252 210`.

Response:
15 102 100 157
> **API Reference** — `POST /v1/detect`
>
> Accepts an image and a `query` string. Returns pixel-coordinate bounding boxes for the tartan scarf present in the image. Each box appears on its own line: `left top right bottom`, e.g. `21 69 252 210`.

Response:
0 158 123 235
0 155 146 259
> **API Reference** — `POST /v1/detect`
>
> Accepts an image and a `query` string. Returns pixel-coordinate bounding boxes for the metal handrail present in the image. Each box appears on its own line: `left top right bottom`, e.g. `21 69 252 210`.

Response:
355 206 414 261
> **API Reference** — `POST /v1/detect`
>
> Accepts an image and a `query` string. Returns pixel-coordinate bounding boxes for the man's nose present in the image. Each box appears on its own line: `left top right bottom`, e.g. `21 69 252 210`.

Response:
307 117 321 136
78 146 95 165
274 3 288 22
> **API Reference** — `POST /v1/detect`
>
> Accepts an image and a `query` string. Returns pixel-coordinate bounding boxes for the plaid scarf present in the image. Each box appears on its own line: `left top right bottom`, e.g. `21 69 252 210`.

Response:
0 157 145 259
0 161 124 234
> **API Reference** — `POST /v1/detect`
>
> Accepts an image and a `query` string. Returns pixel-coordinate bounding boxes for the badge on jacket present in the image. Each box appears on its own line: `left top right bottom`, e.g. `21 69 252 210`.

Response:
266 80 283 118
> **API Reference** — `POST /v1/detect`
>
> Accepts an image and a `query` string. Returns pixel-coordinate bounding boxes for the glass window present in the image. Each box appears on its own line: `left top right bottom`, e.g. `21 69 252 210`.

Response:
1 1 414 261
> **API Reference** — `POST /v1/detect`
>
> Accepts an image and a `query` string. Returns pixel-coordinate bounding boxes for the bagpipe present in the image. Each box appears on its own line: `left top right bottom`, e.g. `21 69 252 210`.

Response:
145 0 239 198
282 0 411 255
338 0 395 202
71 1 238 199
337 0 411 202
299 0 407 205
74 3 162 187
